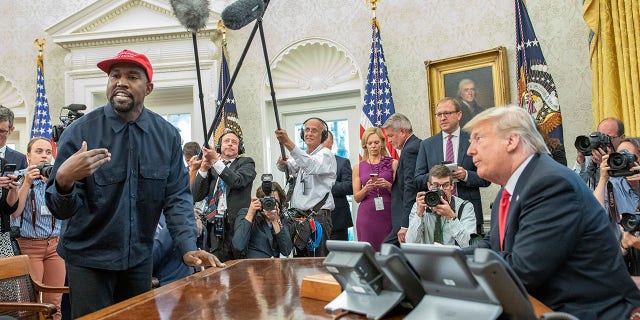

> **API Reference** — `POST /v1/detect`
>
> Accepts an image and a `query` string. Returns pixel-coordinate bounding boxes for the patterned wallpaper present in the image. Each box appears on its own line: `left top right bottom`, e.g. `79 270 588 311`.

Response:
1 0 590 165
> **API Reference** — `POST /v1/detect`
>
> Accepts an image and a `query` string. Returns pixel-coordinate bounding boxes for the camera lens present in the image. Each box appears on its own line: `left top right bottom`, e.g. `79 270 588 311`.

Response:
621 213 640 233
574 135 591 154
424 190 445 207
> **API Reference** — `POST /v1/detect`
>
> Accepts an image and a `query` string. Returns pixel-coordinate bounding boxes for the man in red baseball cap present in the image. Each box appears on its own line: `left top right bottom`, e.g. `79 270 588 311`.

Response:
45 49 225 318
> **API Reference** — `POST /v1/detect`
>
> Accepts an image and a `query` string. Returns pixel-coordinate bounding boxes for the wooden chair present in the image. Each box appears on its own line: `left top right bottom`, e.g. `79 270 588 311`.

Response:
0 255 68 320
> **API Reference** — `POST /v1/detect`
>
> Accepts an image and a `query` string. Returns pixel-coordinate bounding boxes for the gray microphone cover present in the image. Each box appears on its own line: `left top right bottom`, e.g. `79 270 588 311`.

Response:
171 0 211 31
221 0 265 30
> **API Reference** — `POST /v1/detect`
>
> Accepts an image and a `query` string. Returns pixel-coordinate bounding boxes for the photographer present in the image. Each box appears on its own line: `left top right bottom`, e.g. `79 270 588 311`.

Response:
405 164 476 247
232 180 292 258
574 117 625 189
9 137 64 320
594 138 640 274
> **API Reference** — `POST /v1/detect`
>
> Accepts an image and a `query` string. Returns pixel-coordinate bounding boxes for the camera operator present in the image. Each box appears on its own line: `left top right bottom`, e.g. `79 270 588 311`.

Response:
405 164 476 247
593 138 640 272
232 179 292 258
574 117 625 189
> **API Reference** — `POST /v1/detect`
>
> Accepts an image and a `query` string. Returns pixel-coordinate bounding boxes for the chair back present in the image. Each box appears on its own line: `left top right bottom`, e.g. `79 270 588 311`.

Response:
0 255 39 320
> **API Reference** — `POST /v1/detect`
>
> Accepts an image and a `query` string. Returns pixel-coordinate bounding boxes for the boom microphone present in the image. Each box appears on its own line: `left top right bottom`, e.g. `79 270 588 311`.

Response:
170 0 210 31
64 104 87 111
221 0 265 30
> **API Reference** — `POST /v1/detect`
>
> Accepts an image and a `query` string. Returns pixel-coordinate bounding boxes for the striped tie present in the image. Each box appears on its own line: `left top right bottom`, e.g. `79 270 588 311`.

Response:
205 178 225 223
445 134 457 195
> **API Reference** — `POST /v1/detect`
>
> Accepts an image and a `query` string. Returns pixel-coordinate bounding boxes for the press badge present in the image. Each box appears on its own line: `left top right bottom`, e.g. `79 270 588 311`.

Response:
41 205 52 216
374 196 384 211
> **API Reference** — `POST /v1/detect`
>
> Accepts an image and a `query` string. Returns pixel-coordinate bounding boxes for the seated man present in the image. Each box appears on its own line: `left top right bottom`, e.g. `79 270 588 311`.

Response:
232 181 293 258
465 106 640 319
406 164 476 247
152 209 203 286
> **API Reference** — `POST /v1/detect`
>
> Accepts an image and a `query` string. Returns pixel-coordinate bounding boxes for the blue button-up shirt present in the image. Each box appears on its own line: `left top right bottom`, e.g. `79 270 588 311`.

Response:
46 104 197 270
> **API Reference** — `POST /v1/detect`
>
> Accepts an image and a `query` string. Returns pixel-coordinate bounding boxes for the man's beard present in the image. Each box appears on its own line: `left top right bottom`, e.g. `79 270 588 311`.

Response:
110 96 135 113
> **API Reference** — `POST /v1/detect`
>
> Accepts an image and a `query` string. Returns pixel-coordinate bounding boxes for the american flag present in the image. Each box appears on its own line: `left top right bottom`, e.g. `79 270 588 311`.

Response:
212 48 243 143
360 17 398 160
515 0 565 145
31 54 56 155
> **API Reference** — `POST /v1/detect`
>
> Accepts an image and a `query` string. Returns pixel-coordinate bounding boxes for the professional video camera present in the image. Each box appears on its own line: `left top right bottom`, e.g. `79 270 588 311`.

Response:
620 212 640 233
424 186 446 208
259 174 277 212
574 132 613 156
52 104 86 142
608 150 639 177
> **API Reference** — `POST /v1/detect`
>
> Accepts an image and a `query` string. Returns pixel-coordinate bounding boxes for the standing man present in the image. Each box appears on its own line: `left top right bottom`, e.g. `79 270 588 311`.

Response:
192 130 256 261
456 79 485 128
275 117 336 256
465 106 640 319
322 131 353 241
45 49 224 318
415 97 490 235
573 117 625 189
0 106 27 170
381 113 421 245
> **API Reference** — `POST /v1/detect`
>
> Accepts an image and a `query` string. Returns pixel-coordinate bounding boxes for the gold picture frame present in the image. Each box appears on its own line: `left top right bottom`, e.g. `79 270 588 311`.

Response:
424 47 510 135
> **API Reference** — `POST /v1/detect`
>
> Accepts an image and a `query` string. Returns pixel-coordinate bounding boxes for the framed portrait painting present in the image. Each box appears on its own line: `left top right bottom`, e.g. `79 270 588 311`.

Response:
424 47 510 135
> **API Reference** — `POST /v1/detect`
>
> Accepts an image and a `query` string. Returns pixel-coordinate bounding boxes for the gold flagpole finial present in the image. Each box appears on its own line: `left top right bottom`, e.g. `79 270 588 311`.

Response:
368 0 378 18
34 38 46 56
217 20 227 45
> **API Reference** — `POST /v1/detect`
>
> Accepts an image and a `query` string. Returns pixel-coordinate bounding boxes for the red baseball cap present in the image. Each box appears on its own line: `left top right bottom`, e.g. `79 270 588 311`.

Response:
97 49 153 82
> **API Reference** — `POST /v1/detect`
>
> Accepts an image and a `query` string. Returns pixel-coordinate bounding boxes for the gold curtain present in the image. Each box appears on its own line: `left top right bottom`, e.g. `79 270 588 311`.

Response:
583 0 640 136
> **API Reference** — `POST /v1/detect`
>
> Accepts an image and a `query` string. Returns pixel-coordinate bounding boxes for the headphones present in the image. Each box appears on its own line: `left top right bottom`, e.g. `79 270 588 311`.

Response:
299 117 329 143
216 130 245 155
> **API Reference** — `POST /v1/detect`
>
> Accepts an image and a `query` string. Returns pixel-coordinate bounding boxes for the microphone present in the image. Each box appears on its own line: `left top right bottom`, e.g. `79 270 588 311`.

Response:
170 0 211 31
221 0 265 30
64 104 87 111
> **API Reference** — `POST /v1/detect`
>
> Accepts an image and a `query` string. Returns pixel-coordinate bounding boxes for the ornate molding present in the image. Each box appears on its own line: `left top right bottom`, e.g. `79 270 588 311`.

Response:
0 75 25 109
270 38 360 93
78 0 172 33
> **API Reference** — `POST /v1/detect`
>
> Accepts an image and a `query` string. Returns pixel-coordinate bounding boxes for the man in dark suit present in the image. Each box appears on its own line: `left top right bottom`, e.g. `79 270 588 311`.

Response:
323 131 353 241
465 106 640 320
192 130 256 261
415 98 490 234
381 113 421 245
0 106 27 170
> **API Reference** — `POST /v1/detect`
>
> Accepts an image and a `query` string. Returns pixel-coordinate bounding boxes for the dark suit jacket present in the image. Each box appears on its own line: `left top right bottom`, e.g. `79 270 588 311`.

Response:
457 98 485 129
415 130 490 224
384 134 421 245
475 153 640 319
330 155 353 232
4 147 27 171
192 156 256 259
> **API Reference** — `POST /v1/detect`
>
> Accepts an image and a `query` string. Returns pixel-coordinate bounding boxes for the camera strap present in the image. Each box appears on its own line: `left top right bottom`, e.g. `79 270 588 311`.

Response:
310 192 330 215
607 181 619 223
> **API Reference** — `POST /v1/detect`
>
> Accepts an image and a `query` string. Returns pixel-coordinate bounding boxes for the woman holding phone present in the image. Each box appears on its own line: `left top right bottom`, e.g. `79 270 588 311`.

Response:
352 127 397 251
10 137 64 320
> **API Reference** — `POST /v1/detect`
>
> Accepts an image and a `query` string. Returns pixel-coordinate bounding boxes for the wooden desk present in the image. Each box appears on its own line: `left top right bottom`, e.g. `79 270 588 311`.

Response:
79 258 550 319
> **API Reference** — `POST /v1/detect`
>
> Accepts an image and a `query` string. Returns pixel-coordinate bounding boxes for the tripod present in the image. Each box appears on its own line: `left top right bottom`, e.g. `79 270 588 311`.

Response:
203 0 290 179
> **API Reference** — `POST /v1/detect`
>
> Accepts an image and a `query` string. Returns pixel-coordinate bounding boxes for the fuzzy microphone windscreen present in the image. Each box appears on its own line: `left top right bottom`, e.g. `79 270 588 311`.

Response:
170 0 211 31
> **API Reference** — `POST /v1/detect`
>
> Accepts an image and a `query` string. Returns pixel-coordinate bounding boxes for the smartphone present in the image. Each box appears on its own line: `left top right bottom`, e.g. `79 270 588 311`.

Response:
2 164 16 177
369 173 378 181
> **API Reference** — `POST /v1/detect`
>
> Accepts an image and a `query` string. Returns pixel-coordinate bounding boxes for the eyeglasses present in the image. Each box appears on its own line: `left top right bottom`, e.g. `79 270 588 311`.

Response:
430 182 452 190
435 111 459 118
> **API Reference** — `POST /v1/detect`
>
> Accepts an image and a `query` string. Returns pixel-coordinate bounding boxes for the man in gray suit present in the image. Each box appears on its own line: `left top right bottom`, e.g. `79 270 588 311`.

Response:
382 113 421 245
0 106 27 170
415 98 490 234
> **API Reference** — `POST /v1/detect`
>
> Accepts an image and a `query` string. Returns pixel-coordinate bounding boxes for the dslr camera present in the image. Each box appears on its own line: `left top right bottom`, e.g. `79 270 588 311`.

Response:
574 132 612 156
608 150 639 177
259 174 277 212
620 212 640 233
424 186 446 207
14 162 54 180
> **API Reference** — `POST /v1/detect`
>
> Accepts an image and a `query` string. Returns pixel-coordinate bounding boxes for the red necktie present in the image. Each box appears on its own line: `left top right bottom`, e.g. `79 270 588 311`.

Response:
445 134 457 196
498 188 511 250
